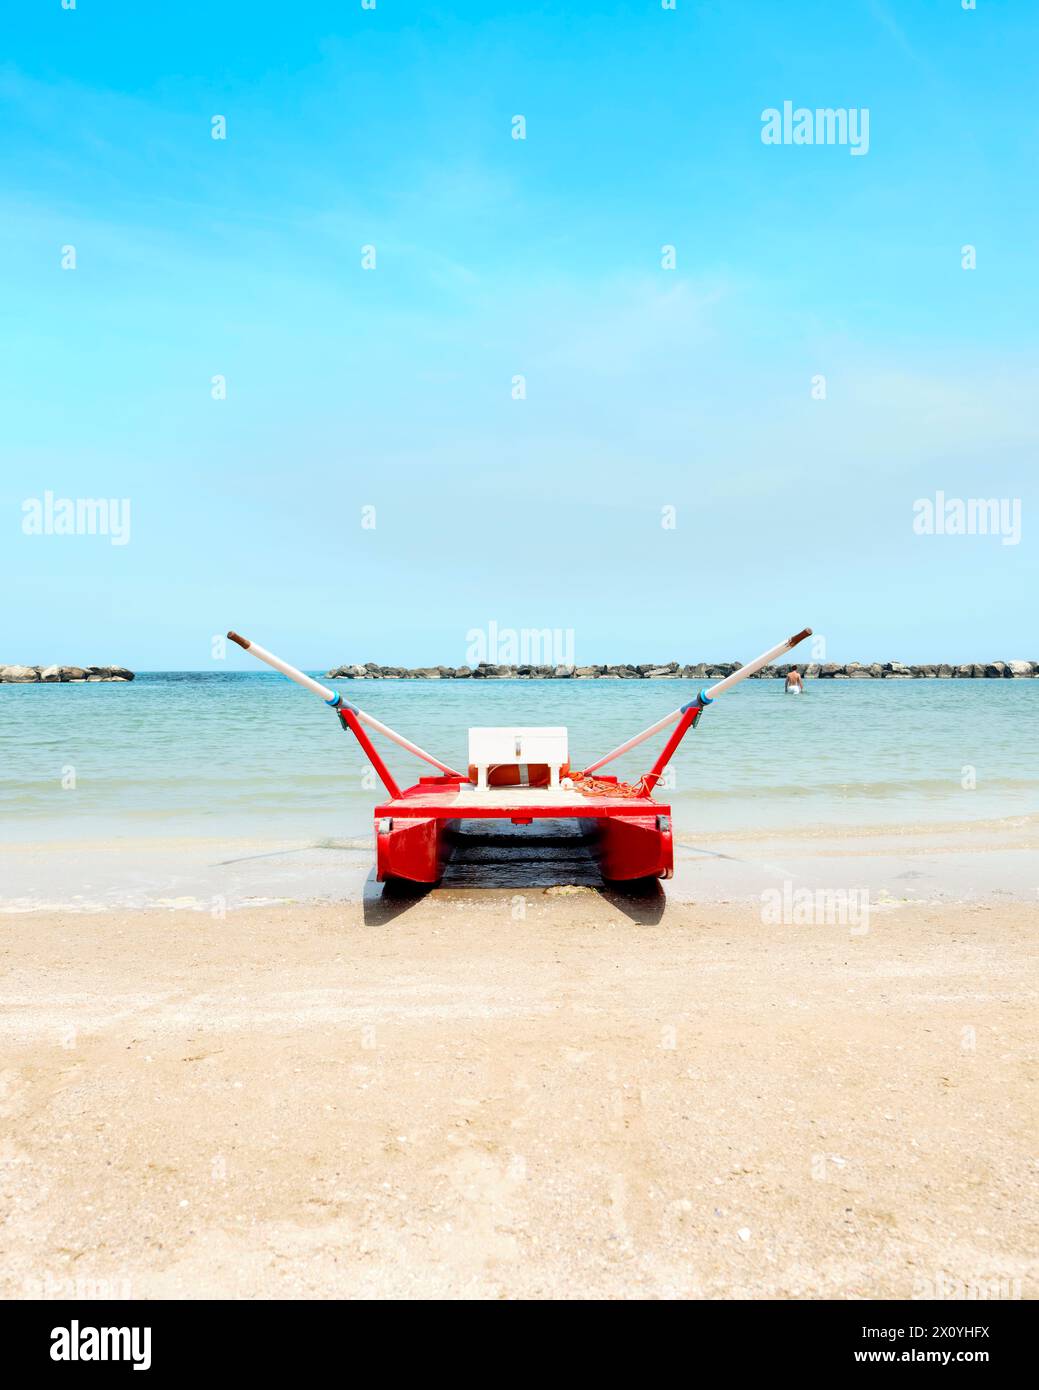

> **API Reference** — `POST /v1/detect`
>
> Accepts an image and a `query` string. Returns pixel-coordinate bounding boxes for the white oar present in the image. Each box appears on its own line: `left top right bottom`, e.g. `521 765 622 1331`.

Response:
582 626 812 775
702 626 813 699
228 632 338 702
227 631 466 780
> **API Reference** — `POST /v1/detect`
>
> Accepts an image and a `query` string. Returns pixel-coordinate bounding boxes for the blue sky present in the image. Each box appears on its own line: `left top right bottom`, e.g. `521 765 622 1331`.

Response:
2 0 1035 669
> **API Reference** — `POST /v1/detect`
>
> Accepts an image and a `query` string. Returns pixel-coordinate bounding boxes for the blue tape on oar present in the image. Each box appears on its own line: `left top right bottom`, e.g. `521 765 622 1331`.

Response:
680 692 711 713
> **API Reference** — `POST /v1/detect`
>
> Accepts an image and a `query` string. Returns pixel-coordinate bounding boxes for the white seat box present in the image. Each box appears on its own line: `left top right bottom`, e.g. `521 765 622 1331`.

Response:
467 726 569 791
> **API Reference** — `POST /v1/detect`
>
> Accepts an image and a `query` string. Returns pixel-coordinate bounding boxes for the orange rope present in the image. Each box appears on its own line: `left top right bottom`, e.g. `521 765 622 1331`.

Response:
564 770 646 799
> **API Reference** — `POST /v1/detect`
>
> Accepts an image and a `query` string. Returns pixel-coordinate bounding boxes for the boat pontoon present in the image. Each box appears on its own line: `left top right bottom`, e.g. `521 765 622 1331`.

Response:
227 626 811 885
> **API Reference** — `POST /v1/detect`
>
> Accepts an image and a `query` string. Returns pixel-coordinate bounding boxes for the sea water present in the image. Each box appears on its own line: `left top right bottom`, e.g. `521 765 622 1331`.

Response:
1 674 1036 843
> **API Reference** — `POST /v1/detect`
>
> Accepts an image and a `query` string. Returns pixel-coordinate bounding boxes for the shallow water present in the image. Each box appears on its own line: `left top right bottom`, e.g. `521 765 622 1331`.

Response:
1 673 1036 842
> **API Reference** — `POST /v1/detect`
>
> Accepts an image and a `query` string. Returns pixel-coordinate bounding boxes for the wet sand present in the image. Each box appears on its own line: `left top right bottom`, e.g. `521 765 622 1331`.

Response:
2 813 1037 913
1 890 1036 1299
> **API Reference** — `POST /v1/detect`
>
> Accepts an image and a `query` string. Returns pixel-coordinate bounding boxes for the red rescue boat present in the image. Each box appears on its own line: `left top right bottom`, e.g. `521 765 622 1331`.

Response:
227 626 812 885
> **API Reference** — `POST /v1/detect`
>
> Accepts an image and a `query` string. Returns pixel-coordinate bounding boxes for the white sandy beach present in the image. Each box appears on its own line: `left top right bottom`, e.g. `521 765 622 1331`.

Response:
1 818 1036 1300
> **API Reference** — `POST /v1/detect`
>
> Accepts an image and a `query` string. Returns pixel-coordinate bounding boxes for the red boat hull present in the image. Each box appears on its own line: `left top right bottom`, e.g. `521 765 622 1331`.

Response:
374 776 672 884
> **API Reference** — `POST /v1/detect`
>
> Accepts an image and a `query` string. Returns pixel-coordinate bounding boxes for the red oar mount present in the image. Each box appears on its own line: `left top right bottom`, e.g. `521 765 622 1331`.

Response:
227 625 812 886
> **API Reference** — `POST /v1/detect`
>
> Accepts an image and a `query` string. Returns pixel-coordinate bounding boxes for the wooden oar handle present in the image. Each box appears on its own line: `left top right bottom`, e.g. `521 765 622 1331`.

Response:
788 627 813 647
227 631 250 650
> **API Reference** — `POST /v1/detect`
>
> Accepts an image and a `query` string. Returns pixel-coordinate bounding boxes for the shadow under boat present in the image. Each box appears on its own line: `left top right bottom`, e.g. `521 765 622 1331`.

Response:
362 819 666 925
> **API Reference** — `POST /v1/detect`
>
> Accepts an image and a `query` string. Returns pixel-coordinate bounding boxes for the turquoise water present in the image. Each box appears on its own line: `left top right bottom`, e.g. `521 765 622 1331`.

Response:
1 674 1036 842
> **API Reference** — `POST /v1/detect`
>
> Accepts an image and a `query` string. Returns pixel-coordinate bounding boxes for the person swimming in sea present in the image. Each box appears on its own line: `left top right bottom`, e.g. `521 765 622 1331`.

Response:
785 666 804 694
